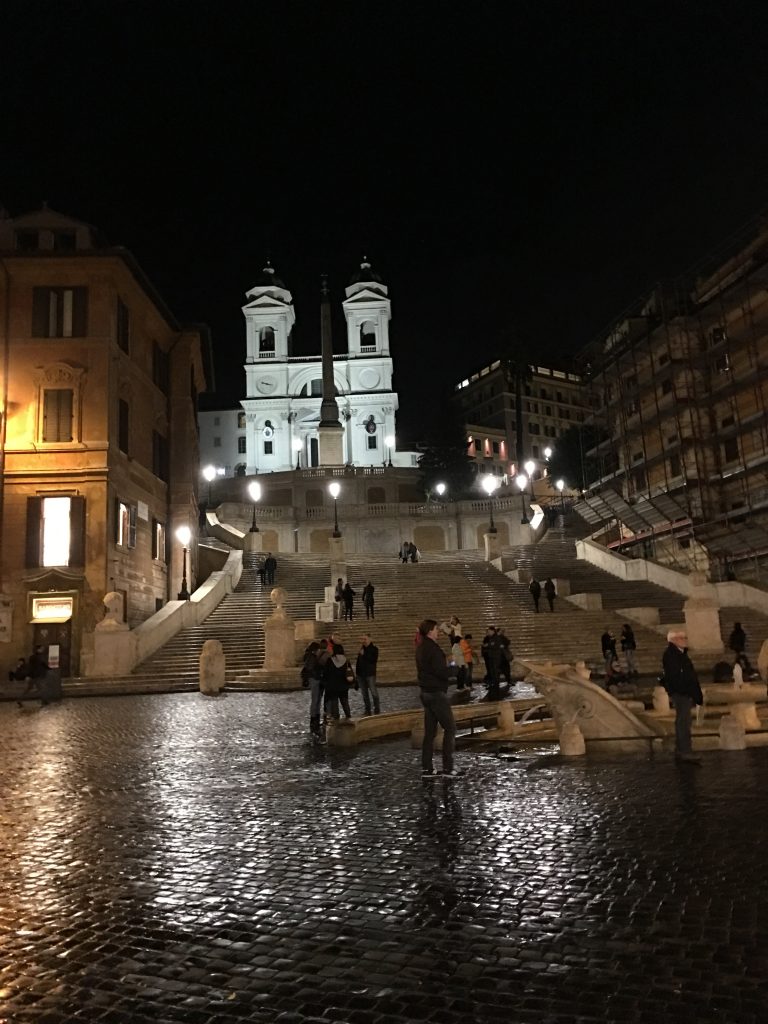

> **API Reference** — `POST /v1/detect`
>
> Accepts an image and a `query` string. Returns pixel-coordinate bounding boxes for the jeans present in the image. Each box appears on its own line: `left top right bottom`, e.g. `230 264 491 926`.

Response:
672 693 694 754
326 694 351 720
419 689 456 773
624 648 638 674
364 602 374 619
309 678 323 718
358 675 380 714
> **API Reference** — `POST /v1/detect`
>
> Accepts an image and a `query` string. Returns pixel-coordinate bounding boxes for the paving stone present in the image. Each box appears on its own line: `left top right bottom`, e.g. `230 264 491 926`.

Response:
2 691 768 1023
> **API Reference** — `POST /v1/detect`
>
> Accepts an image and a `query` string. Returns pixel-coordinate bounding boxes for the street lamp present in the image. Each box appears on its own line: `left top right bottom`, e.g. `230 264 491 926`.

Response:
176 525 191 600
482 474 499 534
202 464 216 506
435 482 446 499
524 459 536 504
385 434 395 468
556 478 566 514
544 447 552 460
248 480 261 532
516 473 529 524
292 437 303 470
328 480 342 537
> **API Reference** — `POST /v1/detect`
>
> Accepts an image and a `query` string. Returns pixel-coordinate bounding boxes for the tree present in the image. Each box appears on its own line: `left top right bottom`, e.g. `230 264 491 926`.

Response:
547 424 607 491
417 417 475 498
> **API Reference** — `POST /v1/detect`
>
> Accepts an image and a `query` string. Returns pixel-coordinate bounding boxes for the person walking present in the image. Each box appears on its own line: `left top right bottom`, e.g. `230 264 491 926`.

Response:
544 577 556 612
356 633 380 714
528 578 541 613
601 630 617 677
662 630 704 764
256 555 266 586
728 622 747 656
362 581 375 620
323 643 354 721
334 577 344 615
415 619 457 779
400 540 410 563
342 582 356 621
621 624 638 676
460 633 474 690
302 641 327 740
481 626 504 700
264 552 277 585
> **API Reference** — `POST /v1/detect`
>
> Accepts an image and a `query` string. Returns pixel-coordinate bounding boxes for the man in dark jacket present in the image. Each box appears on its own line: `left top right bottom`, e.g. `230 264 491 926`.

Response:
528 578 541 613
662 630 704 764
356 634 380 714
481 626 504 700
362 581 375 620
415 618 457 779
264 553 277 585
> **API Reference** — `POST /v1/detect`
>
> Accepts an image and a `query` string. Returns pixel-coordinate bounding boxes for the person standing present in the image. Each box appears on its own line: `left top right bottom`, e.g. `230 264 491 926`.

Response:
450 635 467 689
408 541 419 563
728 622 747 657
323 643 354 721
342 582 356 621
264 552 277 585
482 626 504 700
302 641 327 740
544 578 556 612
601 630 617 677
356 633 380 714
528 578 541 613
498 627 512 683
662 630 704 764
362 581 375 620
400 541 410 563
334 577 344 617
460 633 474 690
256 555 266 586
621 624 638 676
415 619 457 779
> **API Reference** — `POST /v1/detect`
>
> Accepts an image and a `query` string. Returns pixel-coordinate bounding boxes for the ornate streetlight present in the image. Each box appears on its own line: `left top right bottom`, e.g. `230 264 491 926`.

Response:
248 481 261 532
556 478 566 514
385 434 395 468
176 525 191 600
524 459 536 505
482 474 499 534
516 473 529 524
328 480 342 538
292 437 303 471
202 464 216 507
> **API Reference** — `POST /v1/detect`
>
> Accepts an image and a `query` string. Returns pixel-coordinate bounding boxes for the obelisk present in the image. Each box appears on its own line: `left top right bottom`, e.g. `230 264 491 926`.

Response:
318 275 344 465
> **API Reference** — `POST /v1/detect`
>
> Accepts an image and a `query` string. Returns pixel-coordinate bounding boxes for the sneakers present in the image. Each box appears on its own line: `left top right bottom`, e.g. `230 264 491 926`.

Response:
441 770 462 779
421 770 441 779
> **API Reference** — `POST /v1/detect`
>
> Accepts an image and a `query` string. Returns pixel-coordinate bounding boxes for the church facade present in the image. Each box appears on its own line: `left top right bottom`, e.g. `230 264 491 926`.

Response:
200 260 413 476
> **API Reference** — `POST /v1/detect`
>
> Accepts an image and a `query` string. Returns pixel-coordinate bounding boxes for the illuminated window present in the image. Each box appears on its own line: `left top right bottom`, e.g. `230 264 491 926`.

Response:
116 500 137 548
42 497 71 566
25 496 85 568
152 519 166 561
42 389 73 442
32 287 88 338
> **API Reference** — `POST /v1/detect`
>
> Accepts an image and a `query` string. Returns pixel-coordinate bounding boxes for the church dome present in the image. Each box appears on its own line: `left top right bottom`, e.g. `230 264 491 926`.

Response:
253 261 287 290
349 258 384 287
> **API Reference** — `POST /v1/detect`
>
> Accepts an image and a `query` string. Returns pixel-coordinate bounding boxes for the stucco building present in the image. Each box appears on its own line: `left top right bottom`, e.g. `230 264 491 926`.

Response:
0 206 210 674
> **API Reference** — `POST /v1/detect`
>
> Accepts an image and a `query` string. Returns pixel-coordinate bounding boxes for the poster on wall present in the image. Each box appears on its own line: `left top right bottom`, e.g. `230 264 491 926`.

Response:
0 597 13 642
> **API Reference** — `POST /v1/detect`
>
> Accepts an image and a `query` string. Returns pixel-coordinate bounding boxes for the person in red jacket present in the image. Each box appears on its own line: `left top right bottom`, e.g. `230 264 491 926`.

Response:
415 618 457 779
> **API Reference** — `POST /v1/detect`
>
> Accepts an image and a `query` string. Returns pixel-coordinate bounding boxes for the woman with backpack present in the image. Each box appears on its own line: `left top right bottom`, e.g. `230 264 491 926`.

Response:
323 642 355 721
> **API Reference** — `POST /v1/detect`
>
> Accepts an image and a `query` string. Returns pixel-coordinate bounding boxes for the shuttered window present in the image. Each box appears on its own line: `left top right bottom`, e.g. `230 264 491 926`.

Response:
32 287 88 337
42 389 73 442
152 431 169 482
115 499 137 549
25 496 86 568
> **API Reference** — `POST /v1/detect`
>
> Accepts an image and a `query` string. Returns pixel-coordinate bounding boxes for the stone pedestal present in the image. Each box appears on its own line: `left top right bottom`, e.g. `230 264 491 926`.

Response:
683 576 723 654
85 591 134 676
319 426 344 466
263 587 296 671
653 686 671 713
315 602 335 622
200 639 225 695
560 721 586 756
483 531 500 562
719 715 746 750
244 530 263 553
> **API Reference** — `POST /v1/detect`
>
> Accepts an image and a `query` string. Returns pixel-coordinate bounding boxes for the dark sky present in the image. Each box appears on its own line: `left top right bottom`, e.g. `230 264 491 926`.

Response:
4 0 768 440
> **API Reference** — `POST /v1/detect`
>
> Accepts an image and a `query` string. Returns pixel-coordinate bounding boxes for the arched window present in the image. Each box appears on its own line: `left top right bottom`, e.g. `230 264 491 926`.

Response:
259 326 275 355
360 321 376 351
299 378 325 397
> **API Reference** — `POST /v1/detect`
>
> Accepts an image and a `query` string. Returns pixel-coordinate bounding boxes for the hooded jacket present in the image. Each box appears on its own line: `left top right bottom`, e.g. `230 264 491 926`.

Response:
324 654 352 697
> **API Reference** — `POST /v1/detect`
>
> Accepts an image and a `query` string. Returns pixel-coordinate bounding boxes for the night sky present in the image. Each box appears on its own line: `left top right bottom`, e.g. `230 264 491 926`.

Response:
4 1 768 441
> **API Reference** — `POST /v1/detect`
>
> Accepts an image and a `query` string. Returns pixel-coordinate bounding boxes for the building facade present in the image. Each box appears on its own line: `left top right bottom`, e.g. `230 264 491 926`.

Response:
0 207 209 674
201 260 417 476
454 360 589 477
578 215 768 570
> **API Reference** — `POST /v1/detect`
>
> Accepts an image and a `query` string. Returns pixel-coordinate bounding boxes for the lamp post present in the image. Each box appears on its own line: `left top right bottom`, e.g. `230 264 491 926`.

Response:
482 474 499 534
176 525 191 600
328 480 341 537
385 434 395 468
202 464 216 507
544 447 552 461
516 473 529 524
524 459 536 503
248 481 261 532
435 482 446 499
556 478 566 514
292 437 303 471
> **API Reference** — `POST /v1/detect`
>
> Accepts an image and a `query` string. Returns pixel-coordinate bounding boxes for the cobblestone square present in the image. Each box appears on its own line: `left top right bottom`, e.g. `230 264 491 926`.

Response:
2 691 768 1023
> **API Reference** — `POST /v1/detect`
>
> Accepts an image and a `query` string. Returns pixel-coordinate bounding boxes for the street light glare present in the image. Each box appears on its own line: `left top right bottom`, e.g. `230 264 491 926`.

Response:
556 479 565 492
248 481 262 503
516 474 528 491
385 434 395 447
544 447 552 459
328 481 341 499
481 475 498 496
176 525 191 546
436 482 446 496
292 438 303 452
202 465 216 482
524 459 535 476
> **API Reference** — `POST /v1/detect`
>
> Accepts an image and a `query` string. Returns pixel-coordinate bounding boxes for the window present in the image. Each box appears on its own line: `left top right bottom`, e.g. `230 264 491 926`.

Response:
300 378 324 397
367 435 378 450
264 440 273 455
53 231 76 251
545 405 552 416
626 399 639 416
709 326 727 347
25 495 86 568
259 326 276 355
492 441 500 454
723 438 739 463
116 298 130 352
153 342 169 394
632 450 643 463
116 499 137 548
658 352 670 367
360 321 377 351
42 389 73 442
556 391 563 403
15 230 38 250
528 423 540 435
532 445 540 458
152 519 166 562
661 378 673 395
625 374 637 390
712 353 730 374
213 436 222 448
540 388 548 399
118 399 130 454
213 416 221 426
152 431 169 482
669 454 681 477
237 411 246 429
237 436 246 454
633 469 647 491
32 287 87 337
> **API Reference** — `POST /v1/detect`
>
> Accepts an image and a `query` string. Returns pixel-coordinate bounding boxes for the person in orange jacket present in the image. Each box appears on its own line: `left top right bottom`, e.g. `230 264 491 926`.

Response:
460 633 474 690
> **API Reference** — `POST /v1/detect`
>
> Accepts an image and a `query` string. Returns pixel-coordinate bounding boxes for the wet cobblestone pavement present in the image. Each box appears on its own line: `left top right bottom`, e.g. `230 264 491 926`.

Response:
2 690 768 1023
